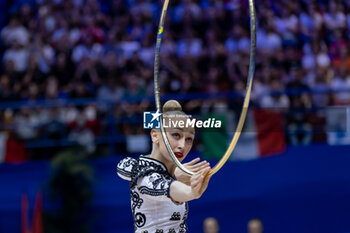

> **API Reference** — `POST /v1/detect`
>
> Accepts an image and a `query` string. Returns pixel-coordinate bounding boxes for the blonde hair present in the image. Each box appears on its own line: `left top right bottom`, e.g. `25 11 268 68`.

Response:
161 100 193 131
162 100 182 113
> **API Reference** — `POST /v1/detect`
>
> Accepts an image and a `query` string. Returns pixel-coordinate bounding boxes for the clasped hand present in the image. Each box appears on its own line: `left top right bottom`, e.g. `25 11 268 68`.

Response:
174 158 211 199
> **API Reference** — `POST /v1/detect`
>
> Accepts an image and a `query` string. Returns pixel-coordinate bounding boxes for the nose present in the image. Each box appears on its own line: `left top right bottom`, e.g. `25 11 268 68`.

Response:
177 138 185 150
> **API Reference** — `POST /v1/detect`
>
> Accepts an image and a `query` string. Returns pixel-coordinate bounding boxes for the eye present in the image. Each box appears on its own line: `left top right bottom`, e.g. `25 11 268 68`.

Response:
186 137 193 143
171 133 180 139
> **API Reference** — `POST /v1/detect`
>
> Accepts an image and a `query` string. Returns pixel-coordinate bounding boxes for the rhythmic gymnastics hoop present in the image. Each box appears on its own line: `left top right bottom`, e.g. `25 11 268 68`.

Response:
153 0 256 176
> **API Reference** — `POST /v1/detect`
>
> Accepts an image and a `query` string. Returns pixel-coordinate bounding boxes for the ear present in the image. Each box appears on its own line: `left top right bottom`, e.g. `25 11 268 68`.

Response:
150 129 159 144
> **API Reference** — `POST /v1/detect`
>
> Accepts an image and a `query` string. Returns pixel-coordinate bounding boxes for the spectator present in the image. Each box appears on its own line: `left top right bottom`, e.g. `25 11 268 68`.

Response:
1 0 350 158
203 217 219 233
1 16 29 46
0 75 15 101
3 39 29 73
247 218 263 233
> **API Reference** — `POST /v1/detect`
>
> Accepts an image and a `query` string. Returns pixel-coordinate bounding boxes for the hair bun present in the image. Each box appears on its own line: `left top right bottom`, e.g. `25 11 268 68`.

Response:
162 100 182 112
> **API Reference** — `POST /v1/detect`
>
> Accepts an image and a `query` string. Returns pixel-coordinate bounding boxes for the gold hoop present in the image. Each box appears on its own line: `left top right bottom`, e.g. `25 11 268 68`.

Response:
153 0 257 176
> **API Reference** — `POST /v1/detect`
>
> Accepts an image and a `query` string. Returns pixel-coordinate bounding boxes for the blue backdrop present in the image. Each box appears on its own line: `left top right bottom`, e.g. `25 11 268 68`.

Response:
1 144 350 233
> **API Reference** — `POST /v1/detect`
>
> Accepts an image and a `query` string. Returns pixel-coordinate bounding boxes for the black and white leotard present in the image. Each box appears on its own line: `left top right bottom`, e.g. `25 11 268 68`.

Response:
117 156 188 233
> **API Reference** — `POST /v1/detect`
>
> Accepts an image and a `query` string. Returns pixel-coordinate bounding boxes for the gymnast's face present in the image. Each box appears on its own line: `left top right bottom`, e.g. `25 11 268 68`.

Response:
152 117 195 163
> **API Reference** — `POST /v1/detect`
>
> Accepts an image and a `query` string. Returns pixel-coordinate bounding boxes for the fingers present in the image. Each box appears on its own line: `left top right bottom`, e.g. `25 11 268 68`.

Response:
190 170 203 187
190 169 204 188
192 160 209 168
186 157 200 166
201 167 210 178
195 167 212 195
185 158 210 172
202 168 211 185
193 161 210 172
196 168 210 195
191 167 210 188
191 172 205 195
194 174 204 189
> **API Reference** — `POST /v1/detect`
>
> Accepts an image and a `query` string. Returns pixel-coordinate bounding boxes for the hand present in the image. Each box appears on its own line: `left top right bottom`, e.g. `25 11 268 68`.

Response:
174 158 210 185
169 164 211 203
190 167 211 199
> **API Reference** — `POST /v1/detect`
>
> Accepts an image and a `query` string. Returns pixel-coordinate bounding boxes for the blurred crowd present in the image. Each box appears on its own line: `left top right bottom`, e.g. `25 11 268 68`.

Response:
1 0 350 159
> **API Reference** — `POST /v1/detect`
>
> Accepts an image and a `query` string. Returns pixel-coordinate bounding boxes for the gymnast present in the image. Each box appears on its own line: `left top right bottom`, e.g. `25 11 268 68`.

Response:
117 100 211 233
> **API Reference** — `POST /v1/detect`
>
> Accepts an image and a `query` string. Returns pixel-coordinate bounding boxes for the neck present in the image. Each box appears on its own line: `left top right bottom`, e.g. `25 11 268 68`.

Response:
149 148 175 175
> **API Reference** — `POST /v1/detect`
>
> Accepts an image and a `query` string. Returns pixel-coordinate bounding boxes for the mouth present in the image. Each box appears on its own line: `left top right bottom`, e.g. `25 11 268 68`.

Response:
174 152 184 159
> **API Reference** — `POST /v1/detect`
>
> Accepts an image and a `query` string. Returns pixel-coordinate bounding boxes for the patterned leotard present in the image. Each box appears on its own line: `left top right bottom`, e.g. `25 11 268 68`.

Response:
117 156 188 233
